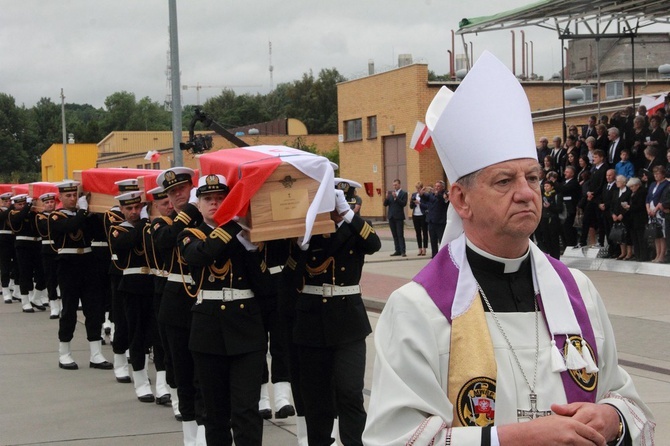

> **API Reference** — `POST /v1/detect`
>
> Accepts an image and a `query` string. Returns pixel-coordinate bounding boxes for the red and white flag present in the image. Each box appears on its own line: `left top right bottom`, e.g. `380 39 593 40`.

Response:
144 150 161 162
409 121 432 152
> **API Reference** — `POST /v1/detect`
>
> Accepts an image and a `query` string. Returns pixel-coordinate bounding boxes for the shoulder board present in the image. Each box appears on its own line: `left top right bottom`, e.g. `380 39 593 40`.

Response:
110 225 129 239
152 216 173 230
51 211 67 220
36 213 48 220
183 227 207 240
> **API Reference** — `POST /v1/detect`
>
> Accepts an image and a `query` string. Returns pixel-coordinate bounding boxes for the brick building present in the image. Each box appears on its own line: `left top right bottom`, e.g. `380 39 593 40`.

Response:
338 63 670 220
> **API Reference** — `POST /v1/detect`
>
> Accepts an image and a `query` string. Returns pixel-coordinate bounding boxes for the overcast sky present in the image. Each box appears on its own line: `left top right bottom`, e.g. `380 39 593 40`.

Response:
0 0 658 109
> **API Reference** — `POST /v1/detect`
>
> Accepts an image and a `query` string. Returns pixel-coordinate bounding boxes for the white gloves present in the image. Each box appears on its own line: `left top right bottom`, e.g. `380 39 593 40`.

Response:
297 236 310 251
334 189 354 223
26 197 33 205
189 187 198 204
236 231 257 251
140 206 149 220
77 196 89 211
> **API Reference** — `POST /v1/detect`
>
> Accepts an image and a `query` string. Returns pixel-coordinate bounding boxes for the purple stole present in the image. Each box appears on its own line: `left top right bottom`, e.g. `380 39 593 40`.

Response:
414 244 598 405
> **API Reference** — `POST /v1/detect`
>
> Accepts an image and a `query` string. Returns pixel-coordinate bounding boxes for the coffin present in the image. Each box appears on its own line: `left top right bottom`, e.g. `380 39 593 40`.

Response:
73 168 164 213
198 146 335 242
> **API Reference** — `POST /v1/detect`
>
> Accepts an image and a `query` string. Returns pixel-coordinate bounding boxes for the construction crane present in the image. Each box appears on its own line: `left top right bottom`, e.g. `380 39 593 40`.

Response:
181 82 262 105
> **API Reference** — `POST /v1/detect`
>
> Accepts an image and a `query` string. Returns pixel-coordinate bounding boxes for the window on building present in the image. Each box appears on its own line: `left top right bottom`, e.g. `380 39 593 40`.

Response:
145 163 151 169
605 81 624 99
152 162 160 169
136 164 143 169
574 85 594 104
367 116 377 139
344 118 362 141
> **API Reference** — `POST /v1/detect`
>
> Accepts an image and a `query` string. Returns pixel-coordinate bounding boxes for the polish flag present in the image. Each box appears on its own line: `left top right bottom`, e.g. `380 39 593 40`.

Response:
144 150 161 162
409 121 432 152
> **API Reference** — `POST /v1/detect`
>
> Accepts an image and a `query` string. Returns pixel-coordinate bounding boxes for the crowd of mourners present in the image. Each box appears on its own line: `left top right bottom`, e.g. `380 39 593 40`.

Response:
534 98 670 263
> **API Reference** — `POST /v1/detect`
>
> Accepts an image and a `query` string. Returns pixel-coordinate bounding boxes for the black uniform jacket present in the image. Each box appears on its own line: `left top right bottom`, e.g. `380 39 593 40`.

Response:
178 220 269 356
109 219 154 296
284 214 381 348
151 203 203 328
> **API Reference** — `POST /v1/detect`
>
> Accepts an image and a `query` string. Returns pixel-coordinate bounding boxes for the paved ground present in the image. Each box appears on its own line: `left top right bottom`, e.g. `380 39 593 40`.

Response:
1 224 668 445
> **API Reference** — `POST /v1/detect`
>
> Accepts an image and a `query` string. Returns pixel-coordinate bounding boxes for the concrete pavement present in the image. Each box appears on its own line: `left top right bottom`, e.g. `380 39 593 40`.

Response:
1 224 668 444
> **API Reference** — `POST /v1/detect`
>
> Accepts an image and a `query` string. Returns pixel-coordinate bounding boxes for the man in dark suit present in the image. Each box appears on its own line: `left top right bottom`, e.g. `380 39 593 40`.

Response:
421 181 449 258
558 165 581 247
536 136 550 164
599 169 618 257
582 115 597 140
550 136 567 178
606 127 624 166
383 179 407 256
577 150 608 247
285 183 381 446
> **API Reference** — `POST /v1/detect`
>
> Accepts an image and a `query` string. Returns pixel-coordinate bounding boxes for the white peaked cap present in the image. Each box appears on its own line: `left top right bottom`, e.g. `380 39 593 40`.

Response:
427 51 537 245
429 50 536 183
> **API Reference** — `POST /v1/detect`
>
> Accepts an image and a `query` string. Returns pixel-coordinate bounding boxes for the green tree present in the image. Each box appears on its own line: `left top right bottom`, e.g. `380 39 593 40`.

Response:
0 93 30 180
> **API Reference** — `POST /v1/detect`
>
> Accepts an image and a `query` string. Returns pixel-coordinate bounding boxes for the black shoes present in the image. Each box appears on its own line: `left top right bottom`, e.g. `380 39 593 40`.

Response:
31 302 46 311
116 376 132 384
259 409 272 419
22 308 35 313
89 361 113 370
138 394 156 403
275 405 296 419
156 394 172 406
401 253 407 257
59 361 79 370
390 252 401 256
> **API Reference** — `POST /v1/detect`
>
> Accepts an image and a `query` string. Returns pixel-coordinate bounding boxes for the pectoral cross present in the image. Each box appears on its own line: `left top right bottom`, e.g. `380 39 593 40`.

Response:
517 392 552 421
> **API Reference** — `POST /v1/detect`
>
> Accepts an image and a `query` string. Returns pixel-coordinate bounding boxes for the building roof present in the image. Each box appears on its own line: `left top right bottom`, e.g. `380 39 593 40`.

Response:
458 0 669 35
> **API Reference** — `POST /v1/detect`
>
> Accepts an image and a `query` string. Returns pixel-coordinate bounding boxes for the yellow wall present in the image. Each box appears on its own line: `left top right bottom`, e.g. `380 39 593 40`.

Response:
41 143 98 181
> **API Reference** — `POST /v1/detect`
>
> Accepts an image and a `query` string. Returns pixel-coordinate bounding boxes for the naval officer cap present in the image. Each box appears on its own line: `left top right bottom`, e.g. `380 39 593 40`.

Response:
114 191 144 206
39 192 57 202
114 178 140 192
334 177 362 191
196 174 228 197
425 51 537 244
147 186 168 200
10 194 28 203
156 167 195 192
0 192 12 200
55 180 80 193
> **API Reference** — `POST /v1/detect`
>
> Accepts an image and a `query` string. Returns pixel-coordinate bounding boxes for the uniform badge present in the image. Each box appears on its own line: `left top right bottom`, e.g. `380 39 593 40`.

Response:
112 230 119 238
565 336 598 392
153 222 161 230
456 377 496 427
182 236 190 246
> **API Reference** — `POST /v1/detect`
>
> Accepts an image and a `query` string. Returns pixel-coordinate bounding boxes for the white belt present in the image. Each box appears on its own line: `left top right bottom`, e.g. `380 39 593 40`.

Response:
301 284 361 297
151 269 168 277
42 240 54 245
563 196 572 201
16 236 40 241
91 241 109 247
123 267 151 275
269 265 283 275
58 247 92 254
0 230 12 235
198 288 254 303
166 273 196 284
111 254 118 261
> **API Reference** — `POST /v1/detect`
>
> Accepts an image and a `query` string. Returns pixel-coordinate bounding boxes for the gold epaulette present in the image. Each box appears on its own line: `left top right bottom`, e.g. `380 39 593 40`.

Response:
174 211 192 225
50 211 67 220
360 222 375 240
260 260 267 273
105 210 124 224
184 227 207 240
210 227 232 243
36 213 48 220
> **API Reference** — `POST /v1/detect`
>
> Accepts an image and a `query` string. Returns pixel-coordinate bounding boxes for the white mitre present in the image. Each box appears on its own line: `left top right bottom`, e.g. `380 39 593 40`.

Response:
426 50 537 244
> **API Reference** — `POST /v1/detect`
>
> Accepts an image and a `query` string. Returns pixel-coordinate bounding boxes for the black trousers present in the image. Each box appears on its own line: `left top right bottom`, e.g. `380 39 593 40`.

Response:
428 223 446 258
541 217 562 259
192 349 265 446
110 274 130 354
562 210 578 246
298 340 367 446
57 255 103 342
259 297 290 384
411 215 428 249
152 292 167 373
120 288 153 371
42 253 59 300
0 241 15 287
15 243 45 294
388 218 406 254
163 323 202 423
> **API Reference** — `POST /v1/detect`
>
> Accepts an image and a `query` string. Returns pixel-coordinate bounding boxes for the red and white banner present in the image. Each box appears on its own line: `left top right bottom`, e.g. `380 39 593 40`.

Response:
409 121 432 152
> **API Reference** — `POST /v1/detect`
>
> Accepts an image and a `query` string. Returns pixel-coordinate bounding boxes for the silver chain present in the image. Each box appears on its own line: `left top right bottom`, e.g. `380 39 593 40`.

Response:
478 284 539 394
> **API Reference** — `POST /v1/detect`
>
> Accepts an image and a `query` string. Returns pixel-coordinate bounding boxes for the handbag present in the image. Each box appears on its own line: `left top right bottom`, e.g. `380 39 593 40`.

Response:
609 222 626 244
644 218 663 242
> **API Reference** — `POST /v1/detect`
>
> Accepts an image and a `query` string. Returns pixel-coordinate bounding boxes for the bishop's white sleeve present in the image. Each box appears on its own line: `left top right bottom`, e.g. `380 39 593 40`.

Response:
363 282 484 445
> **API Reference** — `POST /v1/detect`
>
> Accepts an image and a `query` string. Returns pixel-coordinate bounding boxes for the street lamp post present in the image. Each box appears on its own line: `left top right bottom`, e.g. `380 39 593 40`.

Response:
61 88 68 179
